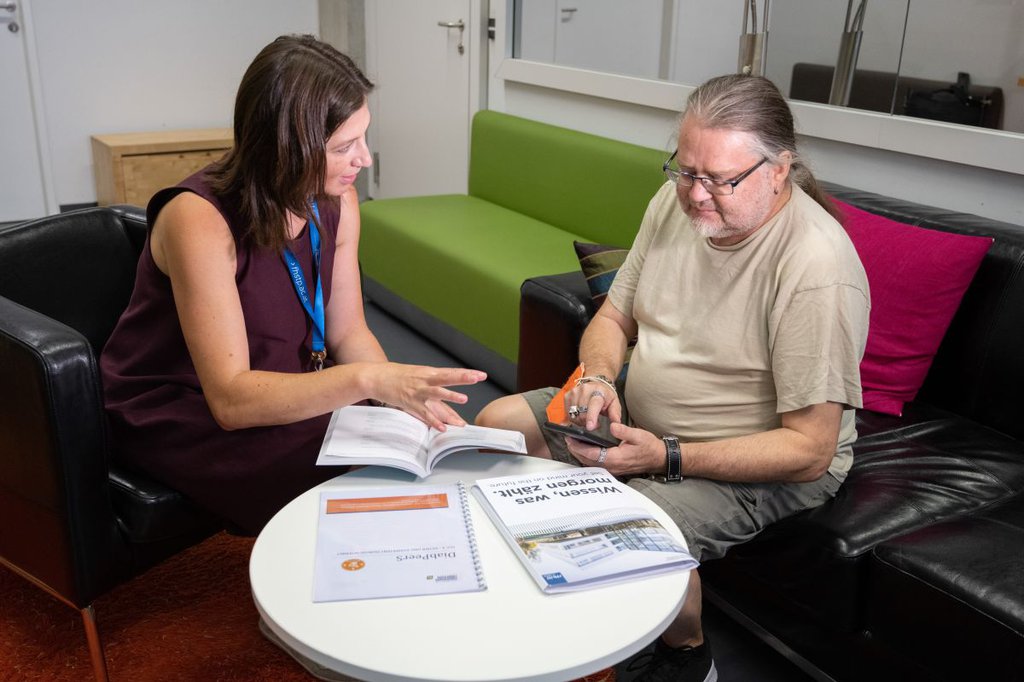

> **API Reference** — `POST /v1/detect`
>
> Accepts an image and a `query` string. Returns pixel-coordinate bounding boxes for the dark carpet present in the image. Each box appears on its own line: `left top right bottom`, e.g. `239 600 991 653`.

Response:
0 532 309 681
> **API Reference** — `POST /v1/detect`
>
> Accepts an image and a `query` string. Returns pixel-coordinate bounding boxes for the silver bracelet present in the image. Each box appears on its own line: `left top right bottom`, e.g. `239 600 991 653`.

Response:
574 374 617 394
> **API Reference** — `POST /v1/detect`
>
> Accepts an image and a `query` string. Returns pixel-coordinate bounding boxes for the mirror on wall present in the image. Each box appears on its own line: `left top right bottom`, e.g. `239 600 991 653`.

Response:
513 0 1023 135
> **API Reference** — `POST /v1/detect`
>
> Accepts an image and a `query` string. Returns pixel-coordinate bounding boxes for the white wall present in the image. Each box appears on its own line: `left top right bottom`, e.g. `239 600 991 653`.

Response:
30 1 1022 223
490 1 1024 227
494 73 1024 226
27 0 318 207
670 3 741 85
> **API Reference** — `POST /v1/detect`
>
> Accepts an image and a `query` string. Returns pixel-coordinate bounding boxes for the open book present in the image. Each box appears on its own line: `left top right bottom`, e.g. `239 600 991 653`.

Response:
316 405 526 477
473 467 697 593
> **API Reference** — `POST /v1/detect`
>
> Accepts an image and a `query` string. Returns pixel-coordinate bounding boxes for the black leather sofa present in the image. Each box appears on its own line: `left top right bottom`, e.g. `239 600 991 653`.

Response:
516 183 1024 681
0 206 220 680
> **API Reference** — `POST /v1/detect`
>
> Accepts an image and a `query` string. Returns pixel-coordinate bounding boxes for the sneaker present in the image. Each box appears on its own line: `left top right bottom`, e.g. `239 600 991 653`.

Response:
625 637 717 682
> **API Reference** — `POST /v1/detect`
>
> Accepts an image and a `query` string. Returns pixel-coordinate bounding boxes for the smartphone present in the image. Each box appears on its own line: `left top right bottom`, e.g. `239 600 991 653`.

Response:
543 415 621 448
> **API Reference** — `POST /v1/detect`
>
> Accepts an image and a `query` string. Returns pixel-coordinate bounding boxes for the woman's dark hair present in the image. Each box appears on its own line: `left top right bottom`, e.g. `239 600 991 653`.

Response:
209 34 373 251
683 74 839 220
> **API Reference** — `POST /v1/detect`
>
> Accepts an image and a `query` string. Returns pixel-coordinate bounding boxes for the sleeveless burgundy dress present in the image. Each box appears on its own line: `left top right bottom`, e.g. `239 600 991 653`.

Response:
101 170 346 534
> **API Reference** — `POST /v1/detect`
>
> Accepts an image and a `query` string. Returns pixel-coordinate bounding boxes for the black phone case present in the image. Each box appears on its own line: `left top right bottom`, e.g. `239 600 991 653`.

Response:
542 420 621 448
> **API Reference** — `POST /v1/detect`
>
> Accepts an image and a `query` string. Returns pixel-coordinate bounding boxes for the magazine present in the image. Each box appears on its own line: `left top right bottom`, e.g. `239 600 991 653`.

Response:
315 405 526 477
472 467 697 593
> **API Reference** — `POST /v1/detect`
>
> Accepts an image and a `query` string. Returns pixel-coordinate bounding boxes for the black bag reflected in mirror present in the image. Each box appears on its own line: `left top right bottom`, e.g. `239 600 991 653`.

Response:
905 72 991 127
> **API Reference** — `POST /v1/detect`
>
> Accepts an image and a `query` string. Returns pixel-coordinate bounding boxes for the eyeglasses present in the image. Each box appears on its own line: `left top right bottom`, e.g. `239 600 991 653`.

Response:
662 151 768 196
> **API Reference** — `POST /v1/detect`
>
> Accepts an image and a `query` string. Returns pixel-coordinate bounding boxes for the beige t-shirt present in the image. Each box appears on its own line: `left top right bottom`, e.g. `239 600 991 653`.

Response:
608 182 870 480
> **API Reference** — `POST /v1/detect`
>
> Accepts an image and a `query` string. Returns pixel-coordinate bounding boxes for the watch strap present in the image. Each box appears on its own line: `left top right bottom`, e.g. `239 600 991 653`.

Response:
662 436 682 483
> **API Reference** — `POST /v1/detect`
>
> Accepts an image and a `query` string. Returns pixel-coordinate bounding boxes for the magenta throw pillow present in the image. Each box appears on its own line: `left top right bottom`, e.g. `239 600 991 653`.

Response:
835 200 993 416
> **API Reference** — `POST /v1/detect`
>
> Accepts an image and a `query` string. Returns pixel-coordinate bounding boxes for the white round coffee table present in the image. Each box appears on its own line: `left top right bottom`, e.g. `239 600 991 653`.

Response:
250 452 690 681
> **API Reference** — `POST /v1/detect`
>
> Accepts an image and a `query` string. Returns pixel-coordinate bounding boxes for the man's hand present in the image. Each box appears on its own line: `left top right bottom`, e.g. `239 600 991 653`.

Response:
564 378 622 427
564 421 665 477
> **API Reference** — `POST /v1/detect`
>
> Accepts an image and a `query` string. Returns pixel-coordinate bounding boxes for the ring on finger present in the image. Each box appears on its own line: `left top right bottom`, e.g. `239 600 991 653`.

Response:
568 405 581 419
598 447 608 464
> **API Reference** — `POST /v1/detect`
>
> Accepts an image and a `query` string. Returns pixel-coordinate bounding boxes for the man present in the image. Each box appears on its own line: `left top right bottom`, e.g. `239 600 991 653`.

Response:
476 73 870 682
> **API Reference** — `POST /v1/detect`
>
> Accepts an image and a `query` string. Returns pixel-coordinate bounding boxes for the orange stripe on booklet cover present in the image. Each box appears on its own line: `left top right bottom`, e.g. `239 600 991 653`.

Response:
326 493 449 514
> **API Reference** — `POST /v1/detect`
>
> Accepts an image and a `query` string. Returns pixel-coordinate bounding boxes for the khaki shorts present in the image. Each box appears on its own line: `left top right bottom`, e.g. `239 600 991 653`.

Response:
522 386 842 562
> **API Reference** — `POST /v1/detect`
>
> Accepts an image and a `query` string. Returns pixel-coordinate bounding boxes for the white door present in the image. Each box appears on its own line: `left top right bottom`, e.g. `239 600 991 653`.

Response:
1 1 51 222
365 0 474 198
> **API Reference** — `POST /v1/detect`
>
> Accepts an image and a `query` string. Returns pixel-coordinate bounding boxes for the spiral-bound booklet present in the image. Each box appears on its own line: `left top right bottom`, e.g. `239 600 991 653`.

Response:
312 483 485 602
473 468 697 593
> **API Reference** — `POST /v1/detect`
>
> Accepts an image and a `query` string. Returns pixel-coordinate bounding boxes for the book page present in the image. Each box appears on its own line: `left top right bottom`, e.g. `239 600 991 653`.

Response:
425 424 527 467
317 406 431 470
312 483 485 601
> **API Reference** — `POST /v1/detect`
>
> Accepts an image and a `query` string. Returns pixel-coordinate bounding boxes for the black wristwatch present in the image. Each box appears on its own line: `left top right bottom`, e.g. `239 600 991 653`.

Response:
653 435 682 483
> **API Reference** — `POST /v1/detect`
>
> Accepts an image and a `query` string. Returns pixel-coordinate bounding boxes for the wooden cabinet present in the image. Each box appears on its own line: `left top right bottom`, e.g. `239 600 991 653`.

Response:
91 128 233 207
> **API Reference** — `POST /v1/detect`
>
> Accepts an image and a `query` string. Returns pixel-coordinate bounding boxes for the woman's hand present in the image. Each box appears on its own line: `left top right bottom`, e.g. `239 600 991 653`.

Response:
564 422 665 477
368 363 486 431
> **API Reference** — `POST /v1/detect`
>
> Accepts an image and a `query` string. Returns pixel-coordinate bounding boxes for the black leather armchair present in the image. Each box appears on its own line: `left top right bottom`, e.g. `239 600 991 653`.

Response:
0 206 219 681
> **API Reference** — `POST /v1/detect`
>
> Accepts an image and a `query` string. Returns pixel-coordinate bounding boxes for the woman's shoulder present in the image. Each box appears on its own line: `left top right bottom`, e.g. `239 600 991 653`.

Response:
149 191 236 274
158 190 225 226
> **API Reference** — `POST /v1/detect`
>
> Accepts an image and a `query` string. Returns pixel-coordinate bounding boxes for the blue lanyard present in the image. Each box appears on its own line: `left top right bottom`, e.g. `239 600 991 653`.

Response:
283 201 326 371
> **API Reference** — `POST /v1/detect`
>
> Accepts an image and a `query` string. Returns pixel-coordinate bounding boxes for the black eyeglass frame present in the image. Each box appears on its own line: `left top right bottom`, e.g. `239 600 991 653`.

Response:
662 150 768 196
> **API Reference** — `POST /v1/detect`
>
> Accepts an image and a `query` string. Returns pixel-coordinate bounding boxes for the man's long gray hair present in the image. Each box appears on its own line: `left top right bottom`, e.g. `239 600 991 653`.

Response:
683 74 838 219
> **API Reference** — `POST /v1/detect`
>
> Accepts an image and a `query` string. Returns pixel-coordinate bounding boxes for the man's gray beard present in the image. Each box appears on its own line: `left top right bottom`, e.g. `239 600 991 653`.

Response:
689 214 727 239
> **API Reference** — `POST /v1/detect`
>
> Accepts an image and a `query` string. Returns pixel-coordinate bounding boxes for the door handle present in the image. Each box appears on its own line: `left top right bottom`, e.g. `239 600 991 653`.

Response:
0 1 16 32
437 19 465 55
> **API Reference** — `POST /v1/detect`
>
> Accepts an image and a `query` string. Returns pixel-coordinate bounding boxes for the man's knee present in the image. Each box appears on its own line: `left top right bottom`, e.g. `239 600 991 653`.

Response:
475 394 526 429
477 394 551 459
477 394 544 436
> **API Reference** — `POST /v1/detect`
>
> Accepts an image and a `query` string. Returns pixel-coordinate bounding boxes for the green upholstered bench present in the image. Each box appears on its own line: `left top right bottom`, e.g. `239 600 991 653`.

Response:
359 110 666 390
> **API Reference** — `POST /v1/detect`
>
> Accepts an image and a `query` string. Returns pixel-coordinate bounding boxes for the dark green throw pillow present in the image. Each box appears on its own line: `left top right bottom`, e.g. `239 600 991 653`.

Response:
573 240 628 310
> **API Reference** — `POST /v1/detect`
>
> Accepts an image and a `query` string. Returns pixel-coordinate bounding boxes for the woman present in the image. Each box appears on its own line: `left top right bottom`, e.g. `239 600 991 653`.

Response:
101 35 484 534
